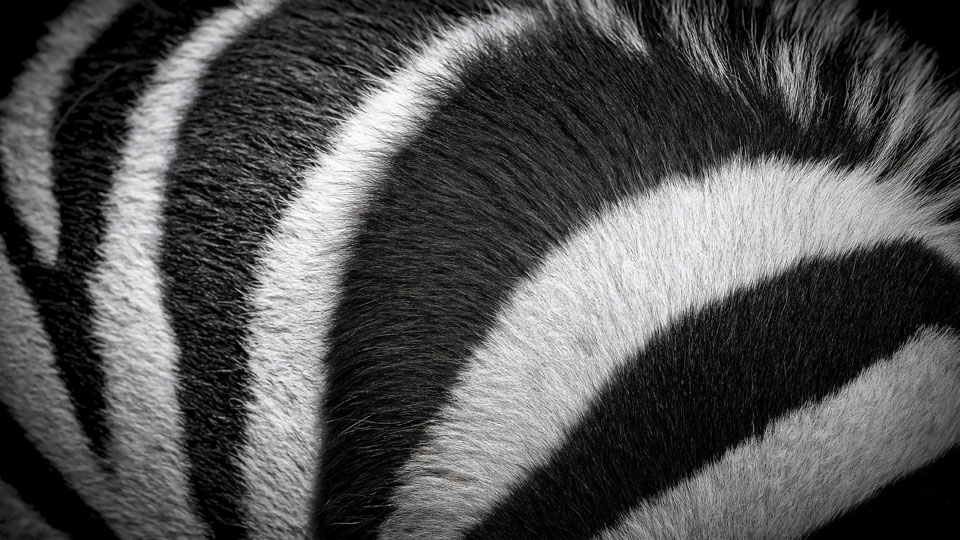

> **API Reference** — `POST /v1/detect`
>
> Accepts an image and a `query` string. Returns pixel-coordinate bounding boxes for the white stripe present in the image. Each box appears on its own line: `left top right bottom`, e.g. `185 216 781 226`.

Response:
774 41 820 124
381 157 960 539
867 56 958 186
597 327 960 540
87 1 285 538
665 1 731 85
0 479 70 540
544 0 647 55
0 238 115 534
241 8 539 538
769 0 859 124
0 0 130 266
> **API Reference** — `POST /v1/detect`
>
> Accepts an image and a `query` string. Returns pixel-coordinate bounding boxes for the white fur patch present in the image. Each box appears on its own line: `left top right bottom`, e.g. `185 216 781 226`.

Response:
597 327 960 540
240 7 538 538
769 0 859 123
0 0 130 266
87 1 283 538
380 158 960 540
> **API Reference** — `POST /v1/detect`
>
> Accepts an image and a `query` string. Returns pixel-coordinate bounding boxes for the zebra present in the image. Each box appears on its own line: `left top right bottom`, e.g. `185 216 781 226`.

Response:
1 0 958 538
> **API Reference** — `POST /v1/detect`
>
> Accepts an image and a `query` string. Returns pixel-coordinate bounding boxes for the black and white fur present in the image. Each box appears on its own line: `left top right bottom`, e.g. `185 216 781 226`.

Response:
1 0 958 538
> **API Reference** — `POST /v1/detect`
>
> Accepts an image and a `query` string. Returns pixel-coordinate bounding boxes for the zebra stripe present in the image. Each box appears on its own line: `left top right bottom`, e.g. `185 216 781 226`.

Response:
0 417 100 540
89 1 285 538
597 326 960 540
45 0 231 462
0 3 131 537
382 158 960 539
0 0 129 267
1 13 233 528
808 446 960 538
318 2 960 537
464 239 960 539
150 1 520 535
316 6 685 533
1 0 958 538
0 236 116 538
245 5 537 538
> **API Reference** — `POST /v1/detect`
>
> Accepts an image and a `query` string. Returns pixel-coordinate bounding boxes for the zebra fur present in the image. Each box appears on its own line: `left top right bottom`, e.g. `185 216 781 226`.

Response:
1 0 958 539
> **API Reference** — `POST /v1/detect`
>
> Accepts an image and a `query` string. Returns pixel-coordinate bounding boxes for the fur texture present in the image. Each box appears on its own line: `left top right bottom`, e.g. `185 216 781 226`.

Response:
1 0 958 539
90 1 284 537
381 158 960 539
599 327 960 539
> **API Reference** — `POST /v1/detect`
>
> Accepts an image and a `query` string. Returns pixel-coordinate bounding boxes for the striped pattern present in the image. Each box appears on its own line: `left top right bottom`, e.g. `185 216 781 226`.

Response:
597 327 960 540
1 1 958 539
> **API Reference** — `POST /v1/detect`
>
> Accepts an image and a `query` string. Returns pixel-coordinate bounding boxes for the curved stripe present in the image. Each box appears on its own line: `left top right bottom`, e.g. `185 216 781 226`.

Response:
382 158 960 539
153 1 525 536
597 327 960 540
0 404 116 540
241 7 538 537
88 2 284 538
0 0 129 266
467 241 959 538
317 0 956 530
544 0 647 55
0 479 70 540
312 7 551 536
7 0 231 464
0 237 126 535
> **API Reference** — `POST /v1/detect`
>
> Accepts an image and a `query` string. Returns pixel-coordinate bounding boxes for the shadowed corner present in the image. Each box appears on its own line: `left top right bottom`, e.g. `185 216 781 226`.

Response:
0 0 74 100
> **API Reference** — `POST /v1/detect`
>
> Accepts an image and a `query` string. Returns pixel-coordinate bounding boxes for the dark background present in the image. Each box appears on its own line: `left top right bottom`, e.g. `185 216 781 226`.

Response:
1 0 958 100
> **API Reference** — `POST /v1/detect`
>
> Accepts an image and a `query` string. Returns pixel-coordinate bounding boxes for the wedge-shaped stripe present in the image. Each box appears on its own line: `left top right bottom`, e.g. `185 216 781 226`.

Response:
0 406 115 540
88 2 284 538
0 238 123 536
382 157 960 539
597 327 960 540
466 240 960 538
316 3 960 531
0 0 129 266
243 5 536 538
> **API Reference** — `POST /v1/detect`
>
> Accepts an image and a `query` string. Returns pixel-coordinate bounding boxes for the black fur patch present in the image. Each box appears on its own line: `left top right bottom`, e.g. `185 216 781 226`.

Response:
465 241 960 539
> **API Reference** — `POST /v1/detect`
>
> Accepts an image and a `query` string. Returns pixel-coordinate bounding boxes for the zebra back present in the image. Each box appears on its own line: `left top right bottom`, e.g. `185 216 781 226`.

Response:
1 0 959 538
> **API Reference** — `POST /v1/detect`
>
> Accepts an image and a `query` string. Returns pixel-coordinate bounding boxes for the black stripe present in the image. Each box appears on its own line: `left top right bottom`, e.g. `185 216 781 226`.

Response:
1 1 229 464
315 3 897 537
155 1 490 537
0 177 40 273
0 400 120 540
465 241 960 539
806 446 960 540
